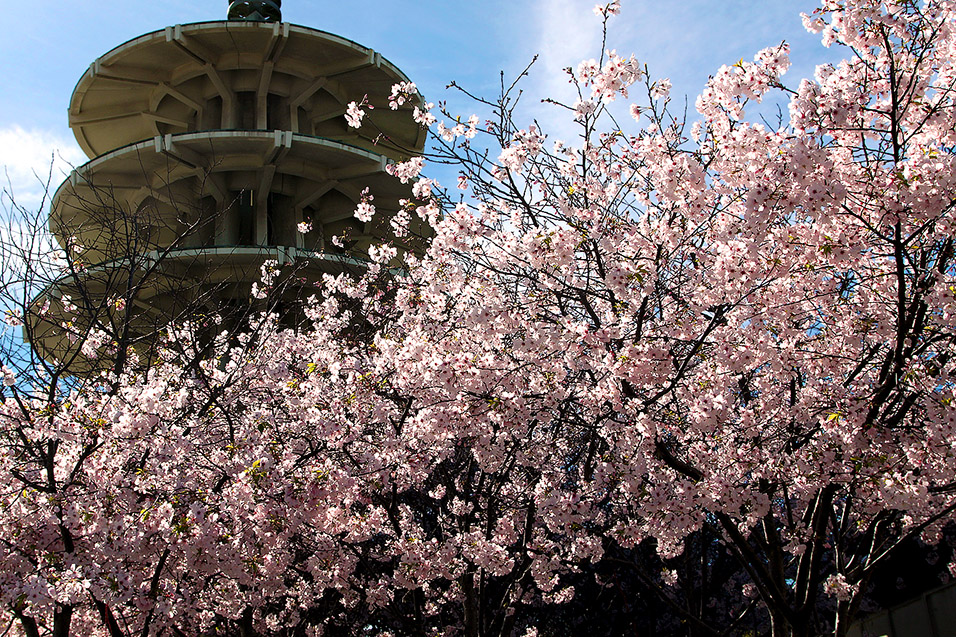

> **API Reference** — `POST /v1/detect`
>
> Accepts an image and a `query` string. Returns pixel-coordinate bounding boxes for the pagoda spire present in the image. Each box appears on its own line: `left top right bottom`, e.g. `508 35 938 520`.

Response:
227 0 282 22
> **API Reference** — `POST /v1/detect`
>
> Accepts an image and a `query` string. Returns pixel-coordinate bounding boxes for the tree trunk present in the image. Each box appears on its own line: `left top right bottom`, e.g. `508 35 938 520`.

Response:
770 611 812 637
461 571 479 637
14 613 40 637
94 598 125 637
238 606 257 637
834 590 865 637
52 604 73 637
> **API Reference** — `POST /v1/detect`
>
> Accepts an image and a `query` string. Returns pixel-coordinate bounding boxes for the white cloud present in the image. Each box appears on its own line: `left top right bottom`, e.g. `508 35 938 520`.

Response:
519 0 608 141
0 126 85 211
535 0 604 103
507 0 833 141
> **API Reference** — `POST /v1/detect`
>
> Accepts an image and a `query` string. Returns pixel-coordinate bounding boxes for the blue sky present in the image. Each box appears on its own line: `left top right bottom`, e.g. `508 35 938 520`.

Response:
0 0 833 209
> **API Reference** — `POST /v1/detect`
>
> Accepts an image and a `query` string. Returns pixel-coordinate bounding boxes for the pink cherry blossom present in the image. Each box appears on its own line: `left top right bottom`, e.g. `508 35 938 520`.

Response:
3 2 956 636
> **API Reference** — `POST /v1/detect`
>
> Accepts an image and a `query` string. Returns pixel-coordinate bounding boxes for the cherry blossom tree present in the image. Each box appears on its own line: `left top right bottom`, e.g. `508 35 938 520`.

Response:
4 0 956 635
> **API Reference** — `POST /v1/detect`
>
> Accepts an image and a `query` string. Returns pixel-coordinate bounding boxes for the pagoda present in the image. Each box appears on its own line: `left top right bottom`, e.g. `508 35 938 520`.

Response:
28 0 426 369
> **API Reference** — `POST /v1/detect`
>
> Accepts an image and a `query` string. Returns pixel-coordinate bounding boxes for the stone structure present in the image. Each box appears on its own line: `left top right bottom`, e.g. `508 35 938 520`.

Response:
28 1 426 369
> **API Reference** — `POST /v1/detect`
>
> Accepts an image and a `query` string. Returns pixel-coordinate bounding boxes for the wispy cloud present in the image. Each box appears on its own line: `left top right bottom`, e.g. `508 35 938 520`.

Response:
534 0 605 104
517 0 608 141
505 0 832 139
0 126 85 212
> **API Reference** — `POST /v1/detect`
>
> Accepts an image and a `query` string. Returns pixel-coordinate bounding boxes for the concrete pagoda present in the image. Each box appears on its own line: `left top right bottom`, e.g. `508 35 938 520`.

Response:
28 0 426 369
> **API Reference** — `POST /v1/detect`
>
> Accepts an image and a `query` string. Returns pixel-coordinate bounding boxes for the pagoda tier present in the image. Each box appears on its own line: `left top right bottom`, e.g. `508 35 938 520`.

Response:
68 21 424 162
51 130 426 262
